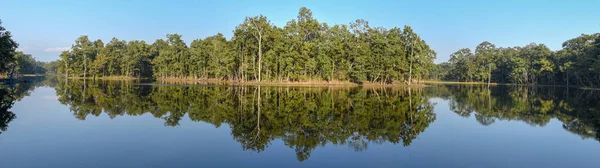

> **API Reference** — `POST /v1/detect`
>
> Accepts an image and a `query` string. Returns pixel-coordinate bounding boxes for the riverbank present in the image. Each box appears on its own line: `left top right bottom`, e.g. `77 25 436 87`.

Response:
65 76 141 80
159 79 358 86
0 74 45 78
424 80 498 85
423 80 600 90
155 77 432 87
0 74 46 83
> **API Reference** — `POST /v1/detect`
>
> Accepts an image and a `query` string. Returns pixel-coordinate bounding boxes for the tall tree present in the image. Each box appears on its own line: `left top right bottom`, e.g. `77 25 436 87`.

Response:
0 19 18 75
238 15 272 82
475 41 497 87
72 36 94 78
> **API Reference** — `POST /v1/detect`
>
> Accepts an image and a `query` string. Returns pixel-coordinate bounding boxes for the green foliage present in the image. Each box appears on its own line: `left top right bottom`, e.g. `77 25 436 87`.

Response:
0 86 16 134
441 33 600 87
13 51 46 75
55 7 436 84
43 61 59 75
0 19 18 74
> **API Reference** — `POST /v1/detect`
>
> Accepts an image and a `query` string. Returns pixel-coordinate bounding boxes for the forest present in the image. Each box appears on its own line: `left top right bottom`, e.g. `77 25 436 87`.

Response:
437 33 600 87
4 7 600 88
54 7 436 84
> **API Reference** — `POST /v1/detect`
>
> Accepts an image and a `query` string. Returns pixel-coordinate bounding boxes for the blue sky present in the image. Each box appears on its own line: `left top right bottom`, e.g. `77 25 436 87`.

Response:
2 0 599 63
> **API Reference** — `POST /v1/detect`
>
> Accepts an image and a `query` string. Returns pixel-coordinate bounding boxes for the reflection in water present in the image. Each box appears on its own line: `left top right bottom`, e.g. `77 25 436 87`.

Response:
429 85 600 141
0 86 16 134
47 80 600 161
0 77 51 134
54 80 436 161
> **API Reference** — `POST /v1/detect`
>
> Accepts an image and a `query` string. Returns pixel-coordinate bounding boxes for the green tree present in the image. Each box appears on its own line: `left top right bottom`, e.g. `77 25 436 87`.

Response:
53 7 439 85
475 41 497 87
238 15 272 82
0 19 18 75
71 36 95 78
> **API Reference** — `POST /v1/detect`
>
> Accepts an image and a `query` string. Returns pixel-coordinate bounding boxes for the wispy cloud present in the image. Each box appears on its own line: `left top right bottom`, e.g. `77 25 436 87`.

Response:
44 47 70 52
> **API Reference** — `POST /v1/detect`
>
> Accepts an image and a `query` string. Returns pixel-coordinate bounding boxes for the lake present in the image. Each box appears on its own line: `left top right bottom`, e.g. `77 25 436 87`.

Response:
1 77 599 168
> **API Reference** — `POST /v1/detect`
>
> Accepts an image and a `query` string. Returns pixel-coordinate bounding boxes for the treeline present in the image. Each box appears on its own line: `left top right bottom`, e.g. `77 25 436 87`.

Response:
55 80 435 161
56 7 436 84
0 19 50 78
437 33 600 87
12 51 48 75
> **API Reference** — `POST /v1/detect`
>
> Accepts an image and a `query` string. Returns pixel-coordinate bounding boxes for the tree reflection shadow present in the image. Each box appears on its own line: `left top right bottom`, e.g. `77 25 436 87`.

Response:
0 86 16 134
0 76 49 134
55 80 436 161
429 84 600 141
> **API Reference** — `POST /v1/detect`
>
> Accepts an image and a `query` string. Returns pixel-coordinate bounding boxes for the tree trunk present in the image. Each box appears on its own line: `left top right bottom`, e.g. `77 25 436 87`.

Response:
9 65 16 80
256 86 261 134
252 55 256 80
408 60 413 85
258 34 262 82
84 54 87 79
241 44 245 82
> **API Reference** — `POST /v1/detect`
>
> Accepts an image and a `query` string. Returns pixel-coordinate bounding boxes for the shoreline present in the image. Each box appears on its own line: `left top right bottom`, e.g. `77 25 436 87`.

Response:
62 76 142 80
59 76 431 87
155 78 430 87
424 80 589 88
45 77 599 89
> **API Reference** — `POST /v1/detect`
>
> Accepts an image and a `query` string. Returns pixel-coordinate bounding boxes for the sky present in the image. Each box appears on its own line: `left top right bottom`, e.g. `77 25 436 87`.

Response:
1 0 599 63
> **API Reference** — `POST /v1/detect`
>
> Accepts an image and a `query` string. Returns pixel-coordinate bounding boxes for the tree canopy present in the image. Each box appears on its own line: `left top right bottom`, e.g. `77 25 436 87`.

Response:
0 19 18 75
56 7 436 84
438 33 600 87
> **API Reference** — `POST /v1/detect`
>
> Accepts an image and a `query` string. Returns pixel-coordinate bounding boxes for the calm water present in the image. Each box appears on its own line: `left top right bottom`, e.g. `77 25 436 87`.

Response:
1 77 600 168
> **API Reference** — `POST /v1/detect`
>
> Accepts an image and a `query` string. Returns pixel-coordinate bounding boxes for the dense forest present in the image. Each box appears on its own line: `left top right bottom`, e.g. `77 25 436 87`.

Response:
55 7 436 84
437 33 600 87
6 7 600 88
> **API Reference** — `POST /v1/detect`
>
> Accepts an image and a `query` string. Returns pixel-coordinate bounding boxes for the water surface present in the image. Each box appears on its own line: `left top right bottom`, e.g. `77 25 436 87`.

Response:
1 78 599 168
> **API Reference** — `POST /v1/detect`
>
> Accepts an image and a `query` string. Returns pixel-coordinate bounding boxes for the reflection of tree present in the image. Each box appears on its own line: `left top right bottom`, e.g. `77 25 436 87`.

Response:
55 81 436 161
0 76 47 134
430 84 600 142
0 86 16 134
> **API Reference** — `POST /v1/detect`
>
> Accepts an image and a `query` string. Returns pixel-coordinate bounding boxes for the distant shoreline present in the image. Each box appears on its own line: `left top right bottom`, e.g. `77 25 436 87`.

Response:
24 76 599 89
423 80 590 88
54 76 435 87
